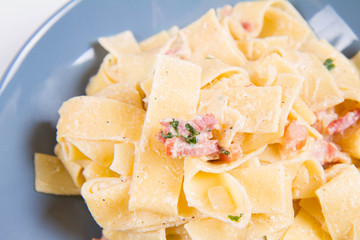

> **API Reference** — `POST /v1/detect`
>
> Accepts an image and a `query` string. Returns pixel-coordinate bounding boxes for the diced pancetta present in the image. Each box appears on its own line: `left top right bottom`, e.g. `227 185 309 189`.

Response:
158 114 222 158
282 120 308 151
311 139 350 166
313 108 338 134
327 109 360 135
219 142 242 162
241 21 253 32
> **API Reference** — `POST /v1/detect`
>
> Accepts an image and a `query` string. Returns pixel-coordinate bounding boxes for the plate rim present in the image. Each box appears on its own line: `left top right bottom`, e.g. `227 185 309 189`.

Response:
0 0 79 94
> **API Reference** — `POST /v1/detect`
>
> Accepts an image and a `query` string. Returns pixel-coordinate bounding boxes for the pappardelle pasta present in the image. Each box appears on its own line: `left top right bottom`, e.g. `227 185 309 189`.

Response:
34 1 360 239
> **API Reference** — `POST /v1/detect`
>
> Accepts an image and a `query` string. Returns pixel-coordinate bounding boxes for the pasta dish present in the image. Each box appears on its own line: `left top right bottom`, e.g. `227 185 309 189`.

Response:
34 0 360 239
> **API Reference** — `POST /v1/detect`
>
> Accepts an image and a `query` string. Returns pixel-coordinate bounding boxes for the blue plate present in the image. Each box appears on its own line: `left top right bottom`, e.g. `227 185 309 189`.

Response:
0 0 359 239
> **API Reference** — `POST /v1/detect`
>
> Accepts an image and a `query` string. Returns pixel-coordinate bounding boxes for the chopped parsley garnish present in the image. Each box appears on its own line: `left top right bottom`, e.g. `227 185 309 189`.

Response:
161 119 180 139
205 56 215 60
228 213 243 222
220 148 230 155
184 123 200 144
324 58 335 71
185 135 198 144
161 121 200 144
185 123 197 135
161 131 174 139
170 119 179 134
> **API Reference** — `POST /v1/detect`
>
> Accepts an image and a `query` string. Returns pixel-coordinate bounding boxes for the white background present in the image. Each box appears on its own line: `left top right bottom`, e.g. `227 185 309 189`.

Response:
0 0 70 79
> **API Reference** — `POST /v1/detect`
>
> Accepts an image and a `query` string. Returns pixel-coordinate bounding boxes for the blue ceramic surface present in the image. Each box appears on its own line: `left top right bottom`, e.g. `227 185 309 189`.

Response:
0 0 359 239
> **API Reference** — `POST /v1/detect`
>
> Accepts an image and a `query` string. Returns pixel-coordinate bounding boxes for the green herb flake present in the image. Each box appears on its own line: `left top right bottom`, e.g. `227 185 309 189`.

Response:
185 136 198 144
263 236 268 240
185 123 197 135
184 123 200 144
228 213 243 222
205 56 215 60
170 119 179 134
162 121 201 145
220 148 230 155
161 131 174 139
324 58 335 71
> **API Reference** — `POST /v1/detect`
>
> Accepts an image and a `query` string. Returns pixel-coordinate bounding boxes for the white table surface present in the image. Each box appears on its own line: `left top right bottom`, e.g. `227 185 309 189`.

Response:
0 0 70 80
